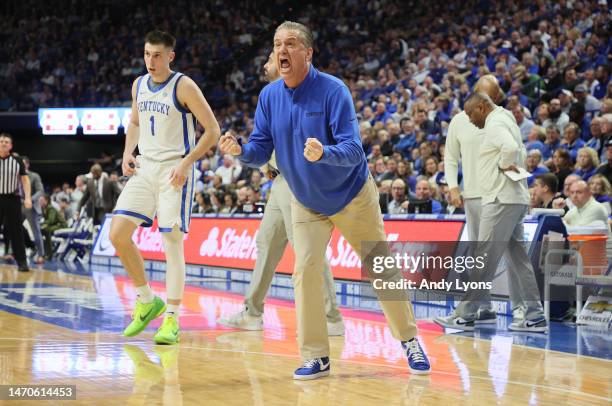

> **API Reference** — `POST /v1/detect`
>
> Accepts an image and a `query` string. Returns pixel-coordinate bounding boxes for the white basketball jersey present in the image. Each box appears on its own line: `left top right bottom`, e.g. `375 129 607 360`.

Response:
136 72 196 161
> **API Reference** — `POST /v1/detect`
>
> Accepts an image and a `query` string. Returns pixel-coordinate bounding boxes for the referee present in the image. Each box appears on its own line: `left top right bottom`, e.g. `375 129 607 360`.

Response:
0 133 32 272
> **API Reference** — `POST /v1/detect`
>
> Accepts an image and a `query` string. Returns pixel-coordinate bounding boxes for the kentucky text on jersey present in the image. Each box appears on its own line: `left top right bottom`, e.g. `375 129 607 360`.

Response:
138 100 171 115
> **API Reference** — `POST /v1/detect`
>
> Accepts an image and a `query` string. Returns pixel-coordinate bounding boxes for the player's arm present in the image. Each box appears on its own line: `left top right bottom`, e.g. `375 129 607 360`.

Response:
170 76 221 187
177 76 220 163
122 78 141 176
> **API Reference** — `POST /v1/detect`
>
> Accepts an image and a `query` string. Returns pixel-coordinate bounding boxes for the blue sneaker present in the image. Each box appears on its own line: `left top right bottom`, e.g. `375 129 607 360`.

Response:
293 357 330 380
402 339 431 375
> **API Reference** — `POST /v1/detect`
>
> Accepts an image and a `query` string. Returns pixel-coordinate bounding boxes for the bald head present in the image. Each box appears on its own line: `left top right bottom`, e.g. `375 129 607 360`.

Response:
569 180 591 208
474 74 505 104
563 174 581 196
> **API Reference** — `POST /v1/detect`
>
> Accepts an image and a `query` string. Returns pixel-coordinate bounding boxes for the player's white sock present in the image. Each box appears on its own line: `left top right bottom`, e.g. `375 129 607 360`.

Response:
162 227 186 311
136 284 154 303
166 303 180 316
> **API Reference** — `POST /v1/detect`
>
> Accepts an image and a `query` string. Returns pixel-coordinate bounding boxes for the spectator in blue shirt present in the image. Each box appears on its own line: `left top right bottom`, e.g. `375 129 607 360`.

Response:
542 125 562 161
219 21 430 379
525 149 550 187
588 174 612 207
395 118 417 158
586 116 604 154
371 102 391 125
525 149 549 187
412 179 443 213
560 122 586 162
525 125 546 154
512 104 535 141
593 65 609 100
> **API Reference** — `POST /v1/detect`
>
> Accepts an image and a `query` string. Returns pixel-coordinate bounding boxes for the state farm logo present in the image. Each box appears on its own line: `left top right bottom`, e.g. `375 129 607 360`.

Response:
199 227 258 259
327 233 400 268
133 227 164 252
196 226 402 268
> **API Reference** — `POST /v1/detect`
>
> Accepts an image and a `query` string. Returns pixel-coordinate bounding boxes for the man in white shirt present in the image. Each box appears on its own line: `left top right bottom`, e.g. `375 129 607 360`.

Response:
455 92 547 333
438 75 527 330
215 154 242 185
563 180 609 227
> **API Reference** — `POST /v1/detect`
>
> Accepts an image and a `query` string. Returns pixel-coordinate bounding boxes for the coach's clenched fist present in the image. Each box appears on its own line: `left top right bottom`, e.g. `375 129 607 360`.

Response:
304 137 323 162
219 131 242 156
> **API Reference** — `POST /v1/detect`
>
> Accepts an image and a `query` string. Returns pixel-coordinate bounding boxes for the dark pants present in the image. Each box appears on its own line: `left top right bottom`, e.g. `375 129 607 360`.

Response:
0 195 27 267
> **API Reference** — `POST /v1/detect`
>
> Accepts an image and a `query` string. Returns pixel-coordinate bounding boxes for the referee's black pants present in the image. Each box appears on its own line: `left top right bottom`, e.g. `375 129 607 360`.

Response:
0 195 27 267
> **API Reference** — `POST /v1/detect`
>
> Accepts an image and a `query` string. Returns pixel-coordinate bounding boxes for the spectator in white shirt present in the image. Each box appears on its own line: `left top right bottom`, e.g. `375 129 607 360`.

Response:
215 154 242 185
563 180 609 227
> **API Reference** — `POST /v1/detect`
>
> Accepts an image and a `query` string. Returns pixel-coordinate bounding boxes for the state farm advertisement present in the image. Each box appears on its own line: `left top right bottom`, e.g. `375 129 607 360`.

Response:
93 216 464 280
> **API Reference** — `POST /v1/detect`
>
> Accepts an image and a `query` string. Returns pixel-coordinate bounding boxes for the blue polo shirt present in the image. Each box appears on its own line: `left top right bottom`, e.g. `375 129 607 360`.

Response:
239 66 369 216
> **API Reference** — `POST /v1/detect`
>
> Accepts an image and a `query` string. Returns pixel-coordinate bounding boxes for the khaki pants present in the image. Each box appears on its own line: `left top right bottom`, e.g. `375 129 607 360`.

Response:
244 175 342 323
292 175 417 359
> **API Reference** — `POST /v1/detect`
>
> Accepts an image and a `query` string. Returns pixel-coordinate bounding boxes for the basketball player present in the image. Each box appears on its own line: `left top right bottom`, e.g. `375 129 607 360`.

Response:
217 52 345 336
220 21 430 379
110 30 220 344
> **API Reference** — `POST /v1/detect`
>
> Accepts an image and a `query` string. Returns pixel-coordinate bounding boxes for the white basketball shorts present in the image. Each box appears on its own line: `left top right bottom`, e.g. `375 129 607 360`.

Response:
113 155 195 232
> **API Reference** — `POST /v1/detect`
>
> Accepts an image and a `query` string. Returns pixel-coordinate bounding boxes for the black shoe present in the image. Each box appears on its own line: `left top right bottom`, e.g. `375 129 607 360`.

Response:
18 264 30 272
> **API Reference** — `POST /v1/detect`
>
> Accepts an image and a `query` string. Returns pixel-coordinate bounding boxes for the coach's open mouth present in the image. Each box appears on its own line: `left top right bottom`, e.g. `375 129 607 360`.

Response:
279 57 290 71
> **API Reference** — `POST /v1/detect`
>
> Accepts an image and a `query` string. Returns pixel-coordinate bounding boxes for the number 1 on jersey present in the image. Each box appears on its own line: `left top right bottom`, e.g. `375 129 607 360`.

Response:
150 115 155 136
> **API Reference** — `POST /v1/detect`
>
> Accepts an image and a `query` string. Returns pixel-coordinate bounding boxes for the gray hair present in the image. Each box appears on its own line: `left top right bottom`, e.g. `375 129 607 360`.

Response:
275 21 314 49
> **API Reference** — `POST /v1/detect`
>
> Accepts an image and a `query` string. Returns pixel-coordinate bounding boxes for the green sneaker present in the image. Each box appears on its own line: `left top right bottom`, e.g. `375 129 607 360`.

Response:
123 296 166 337
154 314 180 345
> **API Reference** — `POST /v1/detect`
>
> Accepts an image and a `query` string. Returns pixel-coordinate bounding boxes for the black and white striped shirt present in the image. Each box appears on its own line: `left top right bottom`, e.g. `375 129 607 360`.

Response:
0 154 25 195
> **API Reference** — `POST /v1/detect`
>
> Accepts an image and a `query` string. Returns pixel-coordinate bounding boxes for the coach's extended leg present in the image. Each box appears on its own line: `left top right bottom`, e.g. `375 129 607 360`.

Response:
330 176 417 341
330 175 429 374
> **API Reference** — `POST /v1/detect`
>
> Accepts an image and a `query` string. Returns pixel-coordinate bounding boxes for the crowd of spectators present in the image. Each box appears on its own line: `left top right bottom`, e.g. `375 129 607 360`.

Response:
2 0 611 218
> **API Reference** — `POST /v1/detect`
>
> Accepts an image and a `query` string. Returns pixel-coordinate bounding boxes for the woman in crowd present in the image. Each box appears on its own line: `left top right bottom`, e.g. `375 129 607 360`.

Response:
573 147 599 181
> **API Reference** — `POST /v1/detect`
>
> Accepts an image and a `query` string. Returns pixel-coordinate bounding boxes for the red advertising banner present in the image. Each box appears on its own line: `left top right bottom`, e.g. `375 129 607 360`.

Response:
94 217 464 281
